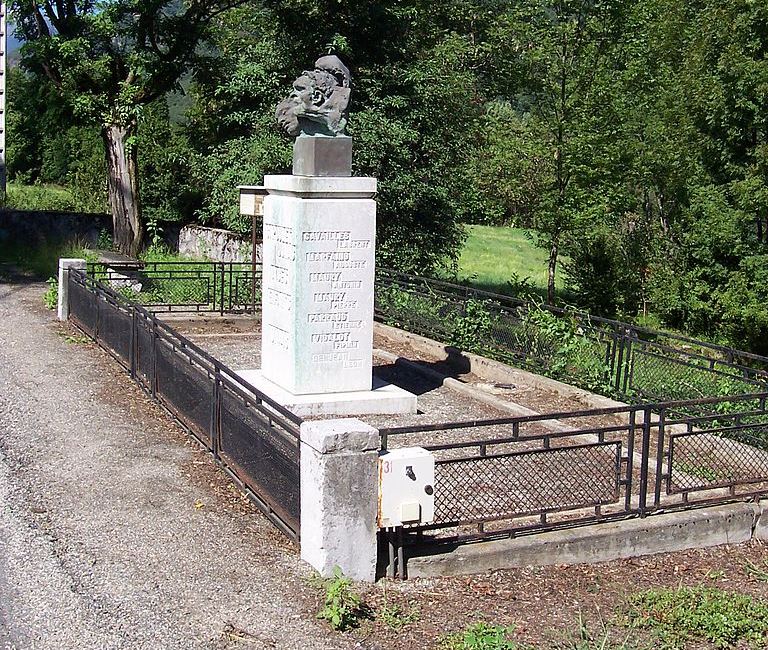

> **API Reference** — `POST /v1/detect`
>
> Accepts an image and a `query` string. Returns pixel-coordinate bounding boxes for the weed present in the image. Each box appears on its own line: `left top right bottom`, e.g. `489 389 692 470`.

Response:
62 334 90 344
97 228 114 250
565 611 638 649
316 566 366 632
379 601 420 630
743 559 768 582
43 277 58 309
440 622 527 650
626 586 768 649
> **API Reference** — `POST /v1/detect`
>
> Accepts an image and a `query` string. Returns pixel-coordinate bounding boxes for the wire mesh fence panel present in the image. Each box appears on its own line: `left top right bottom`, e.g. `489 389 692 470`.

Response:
668 428 768 493
87 262 259 313
433 442 622 525
154 338 214 449
135 315 153 389
663 398 768 497
68 273 97 336
95 294 132 368
66 268 301 540
629 347 764 403
218 384 300 537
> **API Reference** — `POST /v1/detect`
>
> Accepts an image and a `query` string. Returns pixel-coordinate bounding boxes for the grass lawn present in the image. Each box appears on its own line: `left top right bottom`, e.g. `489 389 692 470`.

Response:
454 224 568 300
4 183 77 212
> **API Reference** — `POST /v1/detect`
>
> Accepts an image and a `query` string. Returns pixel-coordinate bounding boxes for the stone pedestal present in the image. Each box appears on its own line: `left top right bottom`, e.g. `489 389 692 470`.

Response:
261 174 376 394
238 174 416 416
300 419 380 582
58 258 87 321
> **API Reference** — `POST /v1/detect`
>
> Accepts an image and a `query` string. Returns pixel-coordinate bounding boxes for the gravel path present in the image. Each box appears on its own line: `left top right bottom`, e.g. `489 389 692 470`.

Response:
0 282 358 650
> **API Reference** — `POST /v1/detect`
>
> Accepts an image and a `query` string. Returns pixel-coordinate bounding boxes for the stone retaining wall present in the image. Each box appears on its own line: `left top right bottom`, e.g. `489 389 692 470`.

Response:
0 209 111 246
176 224 262 263
0 209 262 264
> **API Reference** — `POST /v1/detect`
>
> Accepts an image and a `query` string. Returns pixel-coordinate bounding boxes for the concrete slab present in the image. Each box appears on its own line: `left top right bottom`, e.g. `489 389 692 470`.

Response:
406 503 761 578
237 369 417 417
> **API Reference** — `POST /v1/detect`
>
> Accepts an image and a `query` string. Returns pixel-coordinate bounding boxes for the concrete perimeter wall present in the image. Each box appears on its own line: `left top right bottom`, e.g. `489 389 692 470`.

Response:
0 209 263 264
0 209 111 247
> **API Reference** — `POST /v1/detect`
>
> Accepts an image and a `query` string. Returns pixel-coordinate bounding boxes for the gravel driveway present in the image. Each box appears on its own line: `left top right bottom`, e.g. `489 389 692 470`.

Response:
0 280 358 650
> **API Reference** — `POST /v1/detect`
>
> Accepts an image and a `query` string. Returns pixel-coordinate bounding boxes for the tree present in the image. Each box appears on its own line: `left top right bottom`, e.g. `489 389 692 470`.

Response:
11 0 244 255
484 0 627 303
187 0 498 274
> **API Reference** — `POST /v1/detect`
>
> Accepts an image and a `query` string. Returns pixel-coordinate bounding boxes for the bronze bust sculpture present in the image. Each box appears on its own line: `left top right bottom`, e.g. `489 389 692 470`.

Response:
276 55 352 138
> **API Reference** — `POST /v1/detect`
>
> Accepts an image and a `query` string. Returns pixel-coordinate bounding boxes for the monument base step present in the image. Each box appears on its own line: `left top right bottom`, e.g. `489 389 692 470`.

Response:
235 369 418 417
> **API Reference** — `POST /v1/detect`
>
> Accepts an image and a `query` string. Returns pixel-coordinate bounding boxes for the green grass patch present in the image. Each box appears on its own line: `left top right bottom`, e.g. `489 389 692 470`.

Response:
453 225 568 301
4 183 77 212
0 237 95 278
439 622 527 649
626 586 768 649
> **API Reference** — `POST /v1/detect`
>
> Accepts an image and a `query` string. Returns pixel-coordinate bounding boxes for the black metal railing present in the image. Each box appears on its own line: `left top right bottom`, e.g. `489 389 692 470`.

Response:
67 268 300 540
82 260 768 407
373 270 768 404
380 392 768 545
87 261 261 314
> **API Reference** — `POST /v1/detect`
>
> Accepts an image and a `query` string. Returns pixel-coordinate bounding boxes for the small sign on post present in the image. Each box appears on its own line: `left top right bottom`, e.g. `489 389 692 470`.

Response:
238 186 267 314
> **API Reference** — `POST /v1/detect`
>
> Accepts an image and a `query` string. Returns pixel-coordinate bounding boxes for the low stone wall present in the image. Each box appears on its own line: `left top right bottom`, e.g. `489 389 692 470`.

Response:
0 209 262 264
0 209 111 246
177 224 262 263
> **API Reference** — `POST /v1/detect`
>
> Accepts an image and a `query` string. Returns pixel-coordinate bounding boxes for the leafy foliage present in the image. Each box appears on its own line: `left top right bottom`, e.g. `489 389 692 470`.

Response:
627 586 768 649
315 566 365 632
440 622 526 650
43 277 58 310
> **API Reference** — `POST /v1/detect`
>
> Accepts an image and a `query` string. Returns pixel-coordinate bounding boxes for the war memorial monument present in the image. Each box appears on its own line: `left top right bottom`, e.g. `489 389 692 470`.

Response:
238 56 417 416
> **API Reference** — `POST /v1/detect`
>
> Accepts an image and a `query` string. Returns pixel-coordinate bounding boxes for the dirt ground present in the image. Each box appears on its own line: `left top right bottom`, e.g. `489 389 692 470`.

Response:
4 293 767 649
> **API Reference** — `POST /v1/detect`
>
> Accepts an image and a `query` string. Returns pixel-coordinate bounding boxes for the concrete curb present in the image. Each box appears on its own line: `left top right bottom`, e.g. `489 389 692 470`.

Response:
373 348 557 423
407 502 767 577
374 321 628 411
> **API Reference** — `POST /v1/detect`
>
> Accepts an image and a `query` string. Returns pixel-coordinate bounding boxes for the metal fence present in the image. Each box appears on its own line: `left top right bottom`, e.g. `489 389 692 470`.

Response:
87 261 260 314
74 260 768 560
83 260 768 407
67 268 301 540
380 392 768 547
374 270 768 404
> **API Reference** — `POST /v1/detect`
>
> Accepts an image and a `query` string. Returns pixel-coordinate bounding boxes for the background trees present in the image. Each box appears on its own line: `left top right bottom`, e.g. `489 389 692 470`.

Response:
11 0 246 255
6 0 768 351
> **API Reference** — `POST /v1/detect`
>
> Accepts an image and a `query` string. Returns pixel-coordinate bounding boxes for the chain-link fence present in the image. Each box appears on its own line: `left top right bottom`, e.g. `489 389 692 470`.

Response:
82 261 768 405
381 393 768 546
87 261 261 314
374 270 768 404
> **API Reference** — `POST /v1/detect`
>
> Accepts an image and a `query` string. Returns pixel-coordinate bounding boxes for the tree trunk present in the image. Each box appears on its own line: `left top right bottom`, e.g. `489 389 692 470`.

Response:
547 238 558 305
103 122 142 256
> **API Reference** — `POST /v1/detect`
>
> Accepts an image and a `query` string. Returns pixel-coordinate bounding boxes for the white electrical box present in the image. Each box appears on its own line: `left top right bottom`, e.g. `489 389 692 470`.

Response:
378 447 435 528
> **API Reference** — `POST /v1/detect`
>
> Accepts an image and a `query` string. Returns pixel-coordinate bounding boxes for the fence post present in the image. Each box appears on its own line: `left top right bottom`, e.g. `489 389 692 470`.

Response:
210 365 221 459
300 418 379 582
129 306 137 380
57 258 86 321
638 406 653 515
219 262 225 316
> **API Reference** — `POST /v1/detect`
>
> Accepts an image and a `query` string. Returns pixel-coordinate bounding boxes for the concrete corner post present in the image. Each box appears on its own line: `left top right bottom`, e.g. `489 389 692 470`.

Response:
57 258 87 321
300 418 380 582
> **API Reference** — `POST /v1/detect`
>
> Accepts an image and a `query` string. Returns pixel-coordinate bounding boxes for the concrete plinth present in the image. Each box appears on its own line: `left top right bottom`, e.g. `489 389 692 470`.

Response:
261 174 377 395
237 369 417 417
300 419 380 582
292 135 352 177
57 258 87 321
